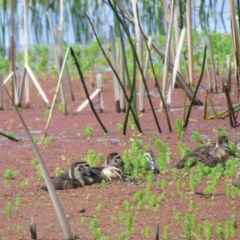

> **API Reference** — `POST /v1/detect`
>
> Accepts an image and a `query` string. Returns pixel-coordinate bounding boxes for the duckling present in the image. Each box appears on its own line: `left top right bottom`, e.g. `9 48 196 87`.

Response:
106 152 125 172
68 161 92 186
175 136 234 169
41 176 83 191
231 165 240 188
41 161 92 191
144 151 160 174
101 165 124 181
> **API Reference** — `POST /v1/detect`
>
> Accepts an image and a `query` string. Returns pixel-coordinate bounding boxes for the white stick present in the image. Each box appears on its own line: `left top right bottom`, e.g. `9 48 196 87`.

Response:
24 65 50 107
3 72 15 85
97 73 104 112
166 28 186 105
24 0 29 105
73 88 101 114
42 47 70 139
161 0 175 107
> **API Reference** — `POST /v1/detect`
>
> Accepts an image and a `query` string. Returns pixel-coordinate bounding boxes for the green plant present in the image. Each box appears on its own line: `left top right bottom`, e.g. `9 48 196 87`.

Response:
43 137 52 147
84 126 94 138
163 226 169 240
203 220 213 240
4 202 13 215
191 130 203 147
141 226 151 239
3 169 20 180
95 203 103 212
55 167 64 176
89 217 108 240
84 150 103 167
175 119 184 140
116 123 123 131
19 180 28 189
15 195 21 211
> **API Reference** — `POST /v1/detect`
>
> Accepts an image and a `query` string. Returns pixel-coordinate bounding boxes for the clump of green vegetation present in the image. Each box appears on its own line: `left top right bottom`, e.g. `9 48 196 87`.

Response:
3 169 20 180
175 118 184 140
83 150 103 167
84 126 94 138
31 159 43 180
89 217 109 240
191 130 203 147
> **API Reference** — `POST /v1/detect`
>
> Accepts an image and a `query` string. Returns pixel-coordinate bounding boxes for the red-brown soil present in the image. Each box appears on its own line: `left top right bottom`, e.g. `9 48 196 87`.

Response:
1 72 240 240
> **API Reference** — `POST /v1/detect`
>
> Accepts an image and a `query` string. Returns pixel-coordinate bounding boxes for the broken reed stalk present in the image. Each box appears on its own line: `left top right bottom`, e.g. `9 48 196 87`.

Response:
3 86 76 240
23 0 30 106
161 0 175 106
224 84 238 127
186 0 194 87
0 74 2 109
132 0 144 113
230 0 240 90
85 13 142 134
226 55 232 92
0 131 20 142
42 47 70 140
206 33 218 92
110 25 120 112
184 45 207 128
166 27 186 106
113 1 162 133
70 47 108 134
119 42 126 112
204 90 209 120
208 103 240 119
155 222 160 240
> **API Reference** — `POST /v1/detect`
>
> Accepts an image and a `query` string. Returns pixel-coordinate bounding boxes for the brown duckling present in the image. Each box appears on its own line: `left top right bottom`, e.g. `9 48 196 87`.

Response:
231 164 240 188
41 161 92 191
41 176 82 191
175 136 235 169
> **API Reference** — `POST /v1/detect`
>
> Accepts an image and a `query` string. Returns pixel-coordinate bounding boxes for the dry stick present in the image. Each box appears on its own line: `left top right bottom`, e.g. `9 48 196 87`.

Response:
25 65 50 107
184 45 207 128
85 13 142 134
186 0 194 87
0 131 20 142
70 47 108 134
132 0 144 113
161 0 175 106
155 222 160 240
166 28 186 106
208 103 240 119
97 73 104 113
56 28 75 102
10 0 16 103
230 0 240 91
0 74 3 109
3 86 76 240
224 85 238 127
115 2 203 106
206 33 218 93
23 0 30 106
203 90 209 120
119 43 126 112
226 55 232 92
42 48 70 140
115 2 162 133
110 26 120 112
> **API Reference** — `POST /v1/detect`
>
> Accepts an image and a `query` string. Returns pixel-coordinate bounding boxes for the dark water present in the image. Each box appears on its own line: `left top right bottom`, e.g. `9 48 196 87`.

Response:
0 0 231 55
